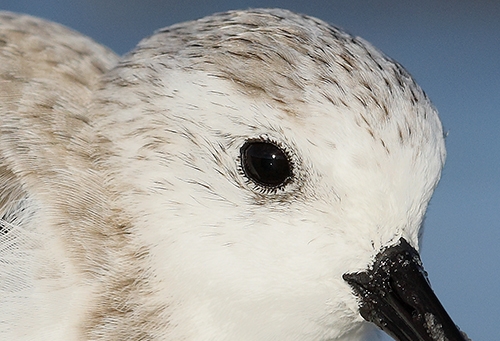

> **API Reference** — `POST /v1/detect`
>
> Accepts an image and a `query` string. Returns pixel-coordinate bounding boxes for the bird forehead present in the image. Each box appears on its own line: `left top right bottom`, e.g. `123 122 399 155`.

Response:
122 9 439 147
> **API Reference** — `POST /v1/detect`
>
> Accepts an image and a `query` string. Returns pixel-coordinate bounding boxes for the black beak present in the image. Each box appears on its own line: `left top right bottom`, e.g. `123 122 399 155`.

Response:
343 238 470 341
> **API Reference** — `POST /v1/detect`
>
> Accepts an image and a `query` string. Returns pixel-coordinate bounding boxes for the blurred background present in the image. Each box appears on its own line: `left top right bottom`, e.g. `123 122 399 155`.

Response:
2 1 498 340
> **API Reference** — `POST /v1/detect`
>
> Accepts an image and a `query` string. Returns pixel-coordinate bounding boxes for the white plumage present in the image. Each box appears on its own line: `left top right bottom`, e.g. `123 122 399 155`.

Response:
0 8 454 341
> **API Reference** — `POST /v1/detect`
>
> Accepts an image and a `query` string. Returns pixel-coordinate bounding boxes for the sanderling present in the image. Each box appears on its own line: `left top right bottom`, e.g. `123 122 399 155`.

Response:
0 8 469 341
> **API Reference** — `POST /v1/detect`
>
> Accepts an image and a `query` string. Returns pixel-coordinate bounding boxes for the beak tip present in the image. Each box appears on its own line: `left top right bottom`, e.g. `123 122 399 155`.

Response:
343 237 470 341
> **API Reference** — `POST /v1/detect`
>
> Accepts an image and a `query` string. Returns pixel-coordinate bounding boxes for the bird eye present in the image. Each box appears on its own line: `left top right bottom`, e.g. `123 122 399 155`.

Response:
240 140 292 189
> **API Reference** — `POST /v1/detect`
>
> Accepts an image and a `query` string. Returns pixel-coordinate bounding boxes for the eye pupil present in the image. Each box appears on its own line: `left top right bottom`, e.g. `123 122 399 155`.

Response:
241 141 292 188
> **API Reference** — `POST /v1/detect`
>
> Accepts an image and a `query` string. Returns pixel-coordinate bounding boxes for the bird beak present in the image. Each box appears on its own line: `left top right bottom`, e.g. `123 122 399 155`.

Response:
343 238 470 341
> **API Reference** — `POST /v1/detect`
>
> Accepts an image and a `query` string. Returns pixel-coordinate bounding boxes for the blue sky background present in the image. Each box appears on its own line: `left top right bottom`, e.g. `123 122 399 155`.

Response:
2 1 498 340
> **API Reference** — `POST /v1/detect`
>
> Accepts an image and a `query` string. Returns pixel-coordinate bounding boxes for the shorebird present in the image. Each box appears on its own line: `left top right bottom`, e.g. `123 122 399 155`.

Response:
0 8 469 341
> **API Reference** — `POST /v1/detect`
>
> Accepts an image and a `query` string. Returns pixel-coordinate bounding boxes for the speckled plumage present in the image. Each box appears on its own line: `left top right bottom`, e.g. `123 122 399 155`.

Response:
0 9 446 341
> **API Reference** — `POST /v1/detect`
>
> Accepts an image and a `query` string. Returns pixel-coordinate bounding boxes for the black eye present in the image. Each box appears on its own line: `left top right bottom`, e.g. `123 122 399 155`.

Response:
240 140 292 188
